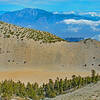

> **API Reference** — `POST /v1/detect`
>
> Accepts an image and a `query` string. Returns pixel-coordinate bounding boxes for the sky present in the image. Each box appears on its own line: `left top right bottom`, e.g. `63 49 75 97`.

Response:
0 0 100 12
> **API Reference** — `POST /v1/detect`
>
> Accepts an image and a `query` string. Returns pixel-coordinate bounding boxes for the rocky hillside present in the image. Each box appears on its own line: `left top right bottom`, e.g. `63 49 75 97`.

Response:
0 21 64 43
0 21 100 83
0 21 100 72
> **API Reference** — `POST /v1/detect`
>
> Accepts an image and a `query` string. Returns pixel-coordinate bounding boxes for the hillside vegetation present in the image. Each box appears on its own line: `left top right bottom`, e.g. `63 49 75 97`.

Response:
0 21 100 92
0 21 64 43
0 22 100 73
0 70 100 100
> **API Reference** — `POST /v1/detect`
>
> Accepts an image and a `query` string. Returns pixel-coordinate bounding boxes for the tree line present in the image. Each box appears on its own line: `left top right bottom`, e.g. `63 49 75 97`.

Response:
0 70 100 100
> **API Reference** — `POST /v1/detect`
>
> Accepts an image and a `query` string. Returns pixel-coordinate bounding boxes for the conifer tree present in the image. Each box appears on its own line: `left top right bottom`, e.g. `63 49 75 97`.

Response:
59 79 64 94
91 69 96 83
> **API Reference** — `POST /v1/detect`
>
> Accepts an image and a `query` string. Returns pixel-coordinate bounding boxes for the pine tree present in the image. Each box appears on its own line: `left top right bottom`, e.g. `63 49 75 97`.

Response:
59 79 64 94
54 79 59 94
37 87 45 99
63 77 68 91
91 69 96 83
48 79 54 91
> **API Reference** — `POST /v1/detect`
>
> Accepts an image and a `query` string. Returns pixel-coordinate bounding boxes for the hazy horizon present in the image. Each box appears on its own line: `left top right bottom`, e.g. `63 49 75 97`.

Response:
0 0 100 12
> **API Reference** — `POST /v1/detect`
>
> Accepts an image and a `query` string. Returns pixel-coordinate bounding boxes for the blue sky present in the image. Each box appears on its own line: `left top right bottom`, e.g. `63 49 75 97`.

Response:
0 0 100 12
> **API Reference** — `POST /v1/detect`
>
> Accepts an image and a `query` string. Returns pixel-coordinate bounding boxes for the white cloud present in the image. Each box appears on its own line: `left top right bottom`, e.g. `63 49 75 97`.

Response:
57 19 100 32
79 12 100 17
92 34 100 41
62 11 75 14
67 26 80 32
62 19 100 26
53 12 59 14
53 11 75 15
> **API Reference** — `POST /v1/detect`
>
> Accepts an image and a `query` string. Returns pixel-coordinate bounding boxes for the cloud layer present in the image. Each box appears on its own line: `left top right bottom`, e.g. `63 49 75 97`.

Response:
62 19 100 26
56 19 100 35
92 34 100 41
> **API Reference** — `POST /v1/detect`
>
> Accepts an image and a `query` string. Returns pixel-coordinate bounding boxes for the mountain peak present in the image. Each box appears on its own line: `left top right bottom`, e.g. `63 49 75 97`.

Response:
21 8 43 12
18 8 51 14
9 8 52 18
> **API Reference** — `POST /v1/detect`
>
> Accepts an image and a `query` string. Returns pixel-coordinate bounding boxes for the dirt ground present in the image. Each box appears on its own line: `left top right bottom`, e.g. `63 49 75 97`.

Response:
0 69 91 85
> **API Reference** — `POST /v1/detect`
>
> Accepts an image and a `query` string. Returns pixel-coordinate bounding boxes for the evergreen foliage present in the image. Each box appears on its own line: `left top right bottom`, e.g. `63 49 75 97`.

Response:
0 70 100 100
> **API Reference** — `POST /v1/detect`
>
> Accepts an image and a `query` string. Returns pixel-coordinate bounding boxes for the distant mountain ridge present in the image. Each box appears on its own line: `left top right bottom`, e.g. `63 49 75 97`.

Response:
65 37 84 42
0 8 90 25
0 8 100 39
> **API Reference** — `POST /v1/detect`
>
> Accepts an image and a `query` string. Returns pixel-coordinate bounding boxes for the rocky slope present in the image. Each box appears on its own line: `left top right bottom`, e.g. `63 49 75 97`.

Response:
0 21 100 83
0 21 63 43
